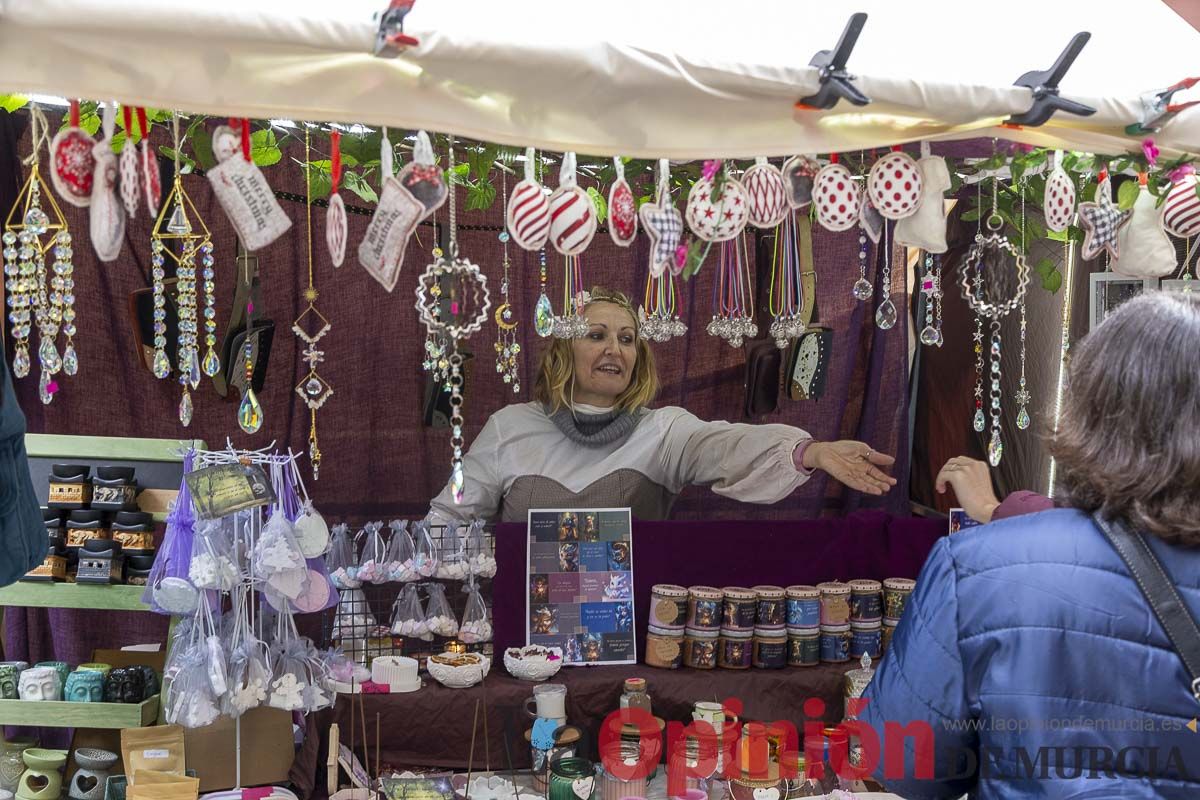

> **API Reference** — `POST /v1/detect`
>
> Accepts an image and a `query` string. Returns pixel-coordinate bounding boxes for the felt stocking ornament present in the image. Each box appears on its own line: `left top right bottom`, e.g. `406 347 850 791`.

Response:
686 163 749 242
357 128 425 291
49 99 95 207
119 106 140 218
207 118 292 251
137 108 162 219
325 129 347 267
548 152 597 255
639 160 683 277
742 157 789 229
89 102 125 262
607 156 637 247
894 142 951 253
812 155 861 232
782 155 820 209
867 148 923 220
507 147 551 250
396 130 447 217
1112 175 1176 278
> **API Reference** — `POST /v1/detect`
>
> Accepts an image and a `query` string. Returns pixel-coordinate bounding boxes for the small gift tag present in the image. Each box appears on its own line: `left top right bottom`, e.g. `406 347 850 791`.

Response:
357 176 425 292
50 99 96 207
119 106 140 218
137 108 163 218
207 119 292 251
325 130 348 267
89 102 125 262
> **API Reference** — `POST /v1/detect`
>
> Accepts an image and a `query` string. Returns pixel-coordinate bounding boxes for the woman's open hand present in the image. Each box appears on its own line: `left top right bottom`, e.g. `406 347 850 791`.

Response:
803 440 897 496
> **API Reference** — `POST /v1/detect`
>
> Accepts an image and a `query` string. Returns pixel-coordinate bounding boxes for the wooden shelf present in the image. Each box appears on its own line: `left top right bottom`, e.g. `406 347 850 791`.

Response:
0 695 159 728
0 582 150 611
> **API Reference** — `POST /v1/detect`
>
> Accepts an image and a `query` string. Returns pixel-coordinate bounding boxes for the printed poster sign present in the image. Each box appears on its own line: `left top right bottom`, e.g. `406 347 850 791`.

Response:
526 508 635 665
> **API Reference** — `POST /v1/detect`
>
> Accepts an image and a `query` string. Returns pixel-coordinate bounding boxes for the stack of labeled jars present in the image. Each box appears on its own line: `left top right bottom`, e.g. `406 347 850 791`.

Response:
882 577 915 652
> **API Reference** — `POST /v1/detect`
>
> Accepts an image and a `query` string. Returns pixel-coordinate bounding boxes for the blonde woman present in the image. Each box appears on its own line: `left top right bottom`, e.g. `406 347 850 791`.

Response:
428 288 895 523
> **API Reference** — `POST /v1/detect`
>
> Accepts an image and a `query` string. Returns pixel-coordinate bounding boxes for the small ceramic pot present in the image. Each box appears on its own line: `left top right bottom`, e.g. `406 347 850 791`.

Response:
16 749 65 800
103 667 145 704
18 668 60 702
33 663 68 692
136 665 160 699
68 749 117 800
63 671 104 703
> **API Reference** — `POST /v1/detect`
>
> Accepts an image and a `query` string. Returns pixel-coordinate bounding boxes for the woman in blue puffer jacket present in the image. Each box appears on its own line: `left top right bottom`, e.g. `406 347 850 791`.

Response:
858 291 1200 799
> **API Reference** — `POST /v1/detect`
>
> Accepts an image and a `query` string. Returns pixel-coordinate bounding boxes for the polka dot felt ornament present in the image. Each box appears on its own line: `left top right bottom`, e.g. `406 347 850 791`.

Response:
867 149 922 220
1043 151 1076 234
607 157 637 247
49 100 95 208
548 152 597 256
1161 171 1200 238
686 164 749 242
812 160 861 232
506 147 550 251
742 157 789 229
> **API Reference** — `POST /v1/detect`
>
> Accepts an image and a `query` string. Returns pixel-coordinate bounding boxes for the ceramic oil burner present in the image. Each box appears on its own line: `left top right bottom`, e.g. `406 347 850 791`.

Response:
15 748 65 800
33 663 68 692
18 668 61 702
68 749 117 800
63 671 104 703
0 740 37 794
136 666 159 699
47 465 92 510
103 668 145 704
0 664 23 699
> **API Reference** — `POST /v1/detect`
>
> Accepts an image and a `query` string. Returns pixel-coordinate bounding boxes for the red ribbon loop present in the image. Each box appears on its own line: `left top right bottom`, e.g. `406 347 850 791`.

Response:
135 107 149 142
69 100 80 129
330 129 342 194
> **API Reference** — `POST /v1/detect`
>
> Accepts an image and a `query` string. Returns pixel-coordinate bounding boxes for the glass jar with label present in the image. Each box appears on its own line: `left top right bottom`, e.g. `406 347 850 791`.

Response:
817 582 851 626
752 628 787 669
848 579 883 623
718 629 752 669
683 629 719 669
751 585 785 627
645 625 683 669
819 624 851 663
881 618 899 653
721 587 757 631
687 586 724 631
650 584 689 630
785 585 820 628
884 578 916 621
787 628 820 667
849 621 881 659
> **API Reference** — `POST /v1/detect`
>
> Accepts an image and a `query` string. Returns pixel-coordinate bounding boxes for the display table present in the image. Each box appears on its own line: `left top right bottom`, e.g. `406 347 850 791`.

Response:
292 662 858 799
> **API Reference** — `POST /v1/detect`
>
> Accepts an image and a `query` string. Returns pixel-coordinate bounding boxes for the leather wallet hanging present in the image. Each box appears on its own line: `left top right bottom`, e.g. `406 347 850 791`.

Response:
786 215 834 401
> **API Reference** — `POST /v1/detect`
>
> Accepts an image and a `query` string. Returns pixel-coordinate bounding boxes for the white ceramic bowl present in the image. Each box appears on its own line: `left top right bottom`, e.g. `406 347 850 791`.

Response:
426 652 491 689
503 646 564 681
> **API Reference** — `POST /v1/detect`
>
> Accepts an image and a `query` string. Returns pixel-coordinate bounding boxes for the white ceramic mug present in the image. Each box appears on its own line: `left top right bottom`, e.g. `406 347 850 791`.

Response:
692 701 725 733
526 683 568 722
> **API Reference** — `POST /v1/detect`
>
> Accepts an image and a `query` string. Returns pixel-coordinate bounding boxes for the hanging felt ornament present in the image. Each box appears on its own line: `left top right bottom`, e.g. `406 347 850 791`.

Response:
1042 150 1076 234
358 128 425 292
1112 175 1177 278
894 142 951 253
812 157 861 232
867 148 923 220
138 108 162 219
548 152 597 256
119 106 140 218
207 118 292 251
397 130 447 216
742 157 789 229
686 163 749 242
607 157 637 246
49 99 95 207
325 129 347 268
1161 169 1200 238
639 159 682 278
1078 174 1132 261
782 155 821 210
89 102 125 262
507 147 551 250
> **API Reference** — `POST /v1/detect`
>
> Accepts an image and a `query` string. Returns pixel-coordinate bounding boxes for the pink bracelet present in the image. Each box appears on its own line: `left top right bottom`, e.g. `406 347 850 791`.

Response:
793 440 816 476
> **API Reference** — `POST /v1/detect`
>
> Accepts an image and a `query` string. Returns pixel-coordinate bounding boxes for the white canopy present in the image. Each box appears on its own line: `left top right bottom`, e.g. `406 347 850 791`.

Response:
1 0 1198 158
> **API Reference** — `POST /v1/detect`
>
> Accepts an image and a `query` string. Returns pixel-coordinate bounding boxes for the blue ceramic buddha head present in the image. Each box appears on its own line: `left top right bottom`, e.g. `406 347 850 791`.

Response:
63 670 104 703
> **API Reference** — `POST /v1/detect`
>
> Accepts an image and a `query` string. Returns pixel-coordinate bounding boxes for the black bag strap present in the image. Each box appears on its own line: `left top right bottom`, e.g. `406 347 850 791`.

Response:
1093 511 1200 702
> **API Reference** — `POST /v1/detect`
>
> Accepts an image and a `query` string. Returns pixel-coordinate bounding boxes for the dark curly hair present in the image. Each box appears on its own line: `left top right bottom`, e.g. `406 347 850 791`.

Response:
1050 291 1200 545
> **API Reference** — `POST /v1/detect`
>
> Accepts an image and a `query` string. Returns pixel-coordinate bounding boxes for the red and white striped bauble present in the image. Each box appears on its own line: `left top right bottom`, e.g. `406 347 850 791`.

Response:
506 178 551 250
549 185 597 255
742 159 789 229
1043 164 1076 233
812 163 861 232
867 151 922 220
1162 173 1200 238
608 177 637 246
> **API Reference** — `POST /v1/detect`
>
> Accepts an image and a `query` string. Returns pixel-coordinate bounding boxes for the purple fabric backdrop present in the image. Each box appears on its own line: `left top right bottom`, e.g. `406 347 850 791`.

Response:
492 512 945 655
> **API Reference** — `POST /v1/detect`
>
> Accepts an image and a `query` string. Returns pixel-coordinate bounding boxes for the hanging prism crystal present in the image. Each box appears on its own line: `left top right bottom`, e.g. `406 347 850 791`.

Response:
852 232 873 301
874 222 897 331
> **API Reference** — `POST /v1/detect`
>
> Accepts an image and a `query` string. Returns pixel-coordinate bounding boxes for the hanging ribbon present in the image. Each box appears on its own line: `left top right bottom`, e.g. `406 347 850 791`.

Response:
122 106 133 140
136 107 150 145
330 129 342 194
226 118 251 162
68 99 80 129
